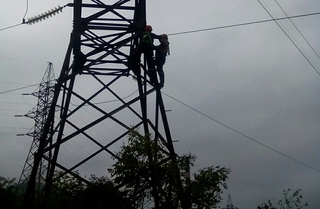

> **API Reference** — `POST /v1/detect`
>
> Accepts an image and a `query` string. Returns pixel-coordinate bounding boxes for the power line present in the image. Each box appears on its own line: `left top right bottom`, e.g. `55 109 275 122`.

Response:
0 2 319 174
0 101 31 105
274 0 320 60
168 11 320 36
94 89 139 104
0 23 23 32
0 108 29 112
0 83 39 95
0 127 29 129
0 56 49 63
1 9 319 35
0 131 26 133
257 0 320 75
162 91 320 173
22 0 29 21
0 81 32 85
1 4 66 32
69 89 139 106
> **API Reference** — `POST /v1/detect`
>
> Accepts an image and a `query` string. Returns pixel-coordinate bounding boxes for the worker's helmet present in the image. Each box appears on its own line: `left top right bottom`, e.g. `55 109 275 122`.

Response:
145 25 153 31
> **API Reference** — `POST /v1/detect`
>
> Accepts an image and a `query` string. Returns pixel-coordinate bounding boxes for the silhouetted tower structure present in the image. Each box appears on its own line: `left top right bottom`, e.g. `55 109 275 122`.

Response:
23 0 181 208
222 194 239 209
16 62 55 196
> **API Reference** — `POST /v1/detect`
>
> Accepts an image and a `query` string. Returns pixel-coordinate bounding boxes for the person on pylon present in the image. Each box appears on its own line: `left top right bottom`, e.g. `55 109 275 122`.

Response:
139 25 161 84
155 34 169 88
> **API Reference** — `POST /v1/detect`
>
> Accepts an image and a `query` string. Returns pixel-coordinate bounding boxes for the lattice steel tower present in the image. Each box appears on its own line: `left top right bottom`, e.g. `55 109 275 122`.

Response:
17 62 55 196
23 0 181 208
222 194 239 209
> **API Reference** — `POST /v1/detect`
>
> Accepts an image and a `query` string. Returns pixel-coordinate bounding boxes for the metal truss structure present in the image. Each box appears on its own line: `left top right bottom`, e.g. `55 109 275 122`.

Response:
23 0 181 208
222 194 239 209
17 62 55 197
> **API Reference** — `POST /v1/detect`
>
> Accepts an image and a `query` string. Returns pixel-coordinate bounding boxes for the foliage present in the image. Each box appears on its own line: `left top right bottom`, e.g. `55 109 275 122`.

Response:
110 131 172 207
257 189 308 209
34 171 86 209
34 172 133 209
0 177 19 209
190 166 229 208
74 175 133 209
1 131 230 209
109 131 231 209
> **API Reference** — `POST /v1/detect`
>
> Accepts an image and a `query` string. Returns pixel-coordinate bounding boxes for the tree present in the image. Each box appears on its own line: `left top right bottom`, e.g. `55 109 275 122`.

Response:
109 131 231 209
34 171 86 209
74 175 133 209
34 172 133 209
189 166 230 208
257 189 308 209
0 177 19 209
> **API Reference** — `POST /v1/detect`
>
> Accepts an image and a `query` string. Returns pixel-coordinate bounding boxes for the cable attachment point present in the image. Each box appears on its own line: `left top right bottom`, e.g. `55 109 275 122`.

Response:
26 6 63 25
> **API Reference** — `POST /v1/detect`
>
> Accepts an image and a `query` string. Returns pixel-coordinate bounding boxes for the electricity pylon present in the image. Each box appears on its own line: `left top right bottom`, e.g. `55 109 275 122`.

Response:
16 62 55 197
23 0 182 208
222 194 239 209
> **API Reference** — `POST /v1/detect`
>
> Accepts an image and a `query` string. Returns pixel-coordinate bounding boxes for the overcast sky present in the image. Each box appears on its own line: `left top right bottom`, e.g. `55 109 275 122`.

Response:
1 1 320 208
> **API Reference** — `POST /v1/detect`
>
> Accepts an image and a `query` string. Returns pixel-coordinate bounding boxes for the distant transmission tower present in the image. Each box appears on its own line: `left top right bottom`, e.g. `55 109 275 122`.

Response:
23 1 182 208
222 194 239 209
16 62 55 197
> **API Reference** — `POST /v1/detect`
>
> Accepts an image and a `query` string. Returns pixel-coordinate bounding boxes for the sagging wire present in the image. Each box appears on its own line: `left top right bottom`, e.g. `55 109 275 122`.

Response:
22 0 29 23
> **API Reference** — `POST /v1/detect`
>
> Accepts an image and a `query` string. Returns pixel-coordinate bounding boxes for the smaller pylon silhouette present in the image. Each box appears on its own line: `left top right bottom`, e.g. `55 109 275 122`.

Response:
16 62 55 197
222 194 239 209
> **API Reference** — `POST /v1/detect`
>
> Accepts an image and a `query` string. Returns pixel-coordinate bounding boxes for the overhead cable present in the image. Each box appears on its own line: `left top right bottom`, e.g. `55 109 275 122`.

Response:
0 23 23 32
22 0 29 22
275 0 320 60
162 91 320 173
1 10 320 33
0 5 66 32
70 89 139 106
168 11 320 36
0 83 39 95
257 0 320 75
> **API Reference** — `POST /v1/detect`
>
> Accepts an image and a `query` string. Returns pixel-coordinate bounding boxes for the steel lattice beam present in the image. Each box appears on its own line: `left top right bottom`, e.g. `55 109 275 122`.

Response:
22 1 182 208
17 62 55 198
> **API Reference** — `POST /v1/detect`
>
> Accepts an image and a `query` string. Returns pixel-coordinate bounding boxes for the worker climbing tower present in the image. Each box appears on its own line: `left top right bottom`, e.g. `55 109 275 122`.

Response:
16 62 55 197
23 0 180 208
